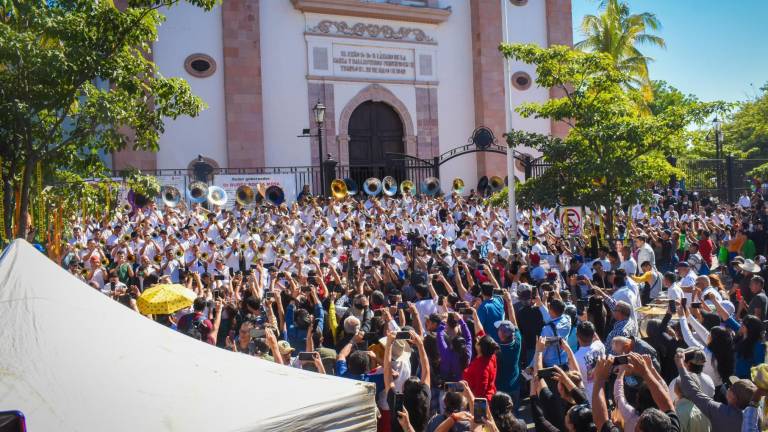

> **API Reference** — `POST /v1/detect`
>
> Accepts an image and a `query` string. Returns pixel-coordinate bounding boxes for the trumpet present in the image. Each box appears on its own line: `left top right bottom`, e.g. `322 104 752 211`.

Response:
74 243 82 250
118 199 132 213
303 233 312 243
257 245 266 254
365 231 373 240
80 268 89 277
175 249 184 258
318 234 327 243
101 258 109 266
358 241 367 249
200 252 209 261
309 248 318 257
267 234 276 243
122 234 130 242
330 249 339 257
240 244 247 251
154 255 162 264
277 247 286 256
99 238 106 246
128 254 136 263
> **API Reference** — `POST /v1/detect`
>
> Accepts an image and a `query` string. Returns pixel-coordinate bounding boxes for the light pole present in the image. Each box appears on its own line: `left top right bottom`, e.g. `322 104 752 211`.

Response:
313 101 326 196
712 116 722 160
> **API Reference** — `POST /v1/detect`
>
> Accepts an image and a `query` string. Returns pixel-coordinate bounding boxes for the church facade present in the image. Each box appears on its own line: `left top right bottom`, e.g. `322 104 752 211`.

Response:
113 0 572 189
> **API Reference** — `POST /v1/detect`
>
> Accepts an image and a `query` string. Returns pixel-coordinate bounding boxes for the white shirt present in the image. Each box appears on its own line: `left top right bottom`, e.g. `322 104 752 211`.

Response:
414 298 438 334
738 195 751 208
668 373 715 404
575 340 606 402
620 258 638 276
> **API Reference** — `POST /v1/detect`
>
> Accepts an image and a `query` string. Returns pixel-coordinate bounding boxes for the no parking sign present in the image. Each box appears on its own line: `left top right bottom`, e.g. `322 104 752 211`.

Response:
559 206 583 237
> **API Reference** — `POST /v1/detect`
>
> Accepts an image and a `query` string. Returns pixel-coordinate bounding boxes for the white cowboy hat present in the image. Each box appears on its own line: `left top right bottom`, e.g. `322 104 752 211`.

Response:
738 259 761 274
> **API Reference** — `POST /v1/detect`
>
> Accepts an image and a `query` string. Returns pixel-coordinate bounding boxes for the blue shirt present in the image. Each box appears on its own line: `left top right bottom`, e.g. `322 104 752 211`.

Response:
477 296 505 342
539 312 571 367
285 302 324 351
336 360 385 395
496 329 522 393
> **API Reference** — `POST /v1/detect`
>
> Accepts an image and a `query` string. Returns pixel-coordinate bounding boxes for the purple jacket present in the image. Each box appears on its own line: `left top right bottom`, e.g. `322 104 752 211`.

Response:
437 320 473 382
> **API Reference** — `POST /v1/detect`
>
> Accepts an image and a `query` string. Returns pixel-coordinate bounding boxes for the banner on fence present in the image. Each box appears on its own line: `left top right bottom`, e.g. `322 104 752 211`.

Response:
559 206 583 237
155 175 187 207
213 174 298 208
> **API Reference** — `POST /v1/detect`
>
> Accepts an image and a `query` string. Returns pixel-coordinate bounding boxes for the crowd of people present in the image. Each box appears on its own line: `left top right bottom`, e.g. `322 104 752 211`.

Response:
60 184 768 431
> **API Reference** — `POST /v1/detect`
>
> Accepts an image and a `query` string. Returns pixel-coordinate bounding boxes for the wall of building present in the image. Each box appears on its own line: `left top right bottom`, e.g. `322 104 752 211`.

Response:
260 1 312 167
433 0 477 187
505 0 552 152
153 2 227 169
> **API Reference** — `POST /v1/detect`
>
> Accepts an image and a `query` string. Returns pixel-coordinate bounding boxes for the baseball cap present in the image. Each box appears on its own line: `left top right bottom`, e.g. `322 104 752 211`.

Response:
682 347 706 366
494 320 517 340
277 340 295 356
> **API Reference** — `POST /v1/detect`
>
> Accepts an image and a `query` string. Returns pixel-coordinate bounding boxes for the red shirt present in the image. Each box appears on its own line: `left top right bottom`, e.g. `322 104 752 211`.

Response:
462 354 497 401
698 238 714 266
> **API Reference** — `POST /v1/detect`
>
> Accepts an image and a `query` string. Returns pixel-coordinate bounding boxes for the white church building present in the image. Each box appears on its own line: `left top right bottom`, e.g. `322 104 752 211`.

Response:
112 0 572 192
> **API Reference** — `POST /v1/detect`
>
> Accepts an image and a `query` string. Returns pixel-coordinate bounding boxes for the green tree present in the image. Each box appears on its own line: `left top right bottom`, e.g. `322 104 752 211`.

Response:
0 0 215 240
575 0 665 97
727 83 768 158
497 44 717 230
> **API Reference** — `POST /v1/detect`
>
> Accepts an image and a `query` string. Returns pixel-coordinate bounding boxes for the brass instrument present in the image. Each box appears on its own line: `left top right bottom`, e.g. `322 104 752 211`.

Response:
74 243 82 250
187 181 209 204
489 175 504 193
154 255 162 264
363 178 382 196
331 179 348 199
400 180 415 195
207 186 228 207
162 186 182 207
81 268 89 277
122 234 130 242
175 249 184 258
101 258 109 266
318 234 327 243
267 234 276 243
118 199 132 213
240 244 247 251
265 185 285 206
277 247 286 256
357 241 367 249
344 178 359 196
257 245 266 254
309 248 318 257
452 178 465 195
382 176 398 197
330 249 339 257
365 231 373 240
236 185 256 206
128 254 136 263
200 252 209 261
421 177 441 196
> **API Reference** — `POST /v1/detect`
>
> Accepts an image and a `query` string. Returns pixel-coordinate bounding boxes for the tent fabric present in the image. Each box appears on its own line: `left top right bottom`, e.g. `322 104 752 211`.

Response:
0 240 376 432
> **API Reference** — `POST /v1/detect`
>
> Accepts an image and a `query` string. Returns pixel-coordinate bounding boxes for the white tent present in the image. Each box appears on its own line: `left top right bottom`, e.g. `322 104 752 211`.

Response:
0 240 376 431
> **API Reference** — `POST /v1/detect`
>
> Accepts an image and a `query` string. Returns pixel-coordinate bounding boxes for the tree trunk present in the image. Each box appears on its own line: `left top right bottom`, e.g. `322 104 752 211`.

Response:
3 157 17 240
17 158 33 240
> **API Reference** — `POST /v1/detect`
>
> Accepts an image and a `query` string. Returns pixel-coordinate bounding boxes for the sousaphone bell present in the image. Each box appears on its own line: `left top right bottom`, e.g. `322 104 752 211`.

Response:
382 176 398 197
452 178 465 195
343 178 358 196
363 177 382 196
400 180 414 195
161 186 181 207
236 185 255 206
187 181 209 204
489 175 504 193
420 177 441 196
331 179 348 199
207 186 228 207
265 185 285 205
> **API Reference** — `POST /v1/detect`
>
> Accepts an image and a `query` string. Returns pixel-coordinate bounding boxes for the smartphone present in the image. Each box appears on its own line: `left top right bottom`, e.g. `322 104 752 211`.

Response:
444 382 465 392
298 351 317 361
214 274 226 281
397 302 408 310
265 291 275 300
576 299 588 315
460 308 474 315
493 288 504 296
669 299 677 313
473 398 488 424
545 336 560 345
392 392 404 414
681 298 688 308
373 309 383 317
537 367 556 379
613 355 630 365
0 411 26 432
396 331 411 340
691 302 702 309
250 326 265 338
212 289 222 300
455 301 469 310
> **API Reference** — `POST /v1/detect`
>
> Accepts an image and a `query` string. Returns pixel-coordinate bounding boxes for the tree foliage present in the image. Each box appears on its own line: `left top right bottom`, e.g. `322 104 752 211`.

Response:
0 0 216 240
726 83 768 158
575 0 665 97
497 44 719 211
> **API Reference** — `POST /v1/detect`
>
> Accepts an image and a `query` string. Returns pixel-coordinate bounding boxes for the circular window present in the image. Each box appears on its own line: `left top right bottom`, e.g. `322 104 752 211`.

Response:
184 54 217 78
510 0 527 5
511 71 532 90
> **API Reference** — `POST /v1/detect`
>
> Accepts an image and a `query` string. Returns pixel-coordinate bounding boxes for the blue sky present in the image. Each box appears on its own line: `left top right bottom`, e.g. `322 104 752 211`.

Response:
571 0 768 103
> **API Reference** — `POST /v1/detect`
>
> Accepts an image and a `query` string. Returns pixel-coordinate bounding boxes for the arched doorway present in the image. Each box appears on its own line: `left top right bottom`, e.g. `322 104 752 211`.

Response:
347 101 404 186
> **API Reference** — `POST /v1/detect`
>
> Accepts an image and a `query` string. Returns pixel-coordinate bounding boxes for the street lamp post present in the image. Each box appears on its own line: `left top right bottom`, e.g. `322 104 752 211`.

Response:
313 101 326 196
712 116 722 160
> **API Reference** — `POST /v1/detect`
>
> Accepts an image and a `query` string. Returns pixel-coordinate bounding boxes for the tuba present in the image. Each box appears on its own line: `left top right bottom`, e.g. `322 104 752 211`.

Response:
400 180 415 195
265 185 285 206
118 199 132 213
236 185 255 206
363 178 382 196
382 176 398 197
420 177 441 196
489 175 504 193
161 186 182 208
331 179 348 199
452 178 465 195
187 181 209 204
343 178 359 196
207 186 228 207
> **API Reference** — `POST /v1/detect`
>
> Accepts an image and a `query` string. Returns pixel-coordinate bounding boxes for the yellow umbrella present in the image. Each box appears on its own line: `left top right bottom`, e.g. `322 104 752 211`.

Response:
137 283 197 315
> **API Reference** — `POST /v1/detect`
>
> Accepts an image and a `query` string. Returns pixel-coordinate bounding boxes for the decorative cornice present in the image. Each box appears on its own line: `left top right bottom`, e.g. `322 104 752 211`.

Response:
291 0 452 25
307 20 435 43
